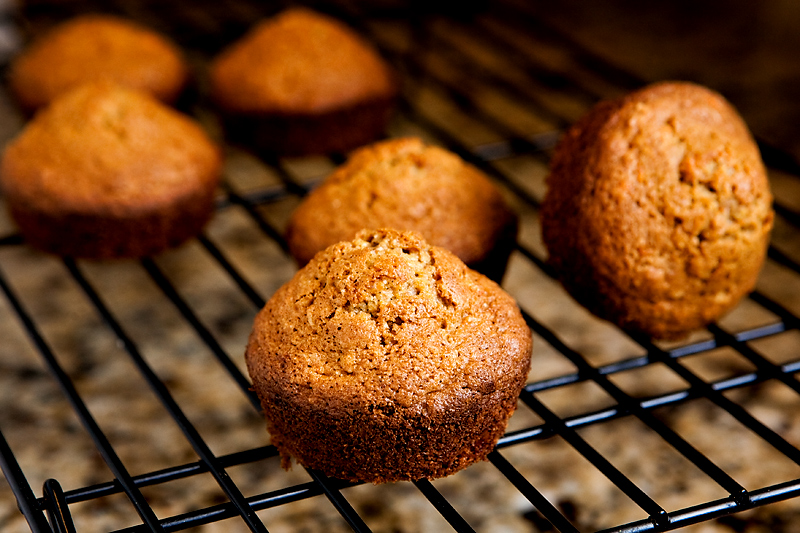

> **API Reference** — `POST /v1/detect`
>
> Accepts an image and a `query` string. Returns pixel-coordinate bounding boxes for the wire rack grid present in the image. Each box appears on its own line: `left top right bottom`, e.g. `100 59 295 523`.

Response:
1 1 800 532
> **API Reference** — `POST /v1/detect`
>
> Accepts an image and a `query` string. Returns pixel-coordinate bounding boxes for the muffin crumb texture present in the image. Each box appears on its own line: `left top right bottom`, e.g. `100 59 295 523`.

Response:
211 7 395 114
286 137 518 281
9 14 189 112
210 7 397 155
246 229 532 482
541 81 774 339
0 81 222 259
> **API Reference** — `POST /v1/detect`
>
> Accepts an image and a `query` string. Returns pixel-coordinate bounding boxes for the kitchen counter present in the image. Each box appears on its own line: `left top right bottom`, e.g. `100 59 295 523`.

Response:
1 1 800 532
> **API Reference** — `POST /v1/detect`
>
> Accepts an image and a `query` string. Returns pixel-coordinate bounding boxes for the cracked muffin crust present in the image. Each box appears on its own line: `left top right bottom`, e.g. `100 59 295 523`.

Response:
285 137 518 282
8 14 189 113
541 81 774 339
0 81 222 258
245 229 532 483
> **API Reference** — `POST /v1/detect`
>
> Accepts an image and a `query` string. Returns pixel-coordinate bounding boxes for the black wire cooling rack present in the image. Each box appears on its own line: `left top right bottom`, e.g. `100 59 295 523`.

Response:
2 1 800 532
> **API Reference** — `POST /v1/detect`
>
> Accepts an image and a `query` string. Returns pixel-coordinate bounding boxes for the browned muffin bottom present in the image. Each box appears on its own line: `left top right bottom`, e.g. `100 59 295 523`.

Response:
209 7 397 155
217 98 396 157
0 81 222 259
8 14 190 113
245 229 532 483
541 81 774 339
285 137 518 282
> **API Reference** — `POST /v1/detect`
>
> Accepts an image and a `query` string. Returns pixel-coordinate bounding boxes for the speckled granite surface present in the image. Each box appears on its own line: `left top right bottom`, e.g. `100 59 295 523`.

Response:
1 2 800 532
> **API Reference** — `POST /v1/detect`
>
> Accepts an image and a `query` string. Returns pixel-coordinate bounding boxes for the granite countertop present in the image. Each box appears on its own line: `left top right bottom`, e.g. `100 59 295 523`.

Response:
1 1 800 532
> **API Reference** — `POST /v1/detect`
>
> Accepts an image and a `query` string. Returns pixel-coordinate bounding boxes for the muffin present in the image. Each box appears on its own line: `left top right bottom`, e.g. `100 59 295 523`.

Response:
209 7 397 155
0 81 222 259
245 228 532 483
285 137 518 282
541 81 774 339
8 14 190 113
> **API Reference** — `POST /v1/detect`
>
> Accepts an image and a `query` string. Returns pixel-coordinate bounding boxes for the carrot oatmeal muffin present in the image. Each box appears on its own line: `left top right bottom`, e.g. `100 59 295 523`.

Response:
541 81 774 339
0 82 222 259
245 229 532 483
285 137 518 282
8 14 189 112
209 7 397 155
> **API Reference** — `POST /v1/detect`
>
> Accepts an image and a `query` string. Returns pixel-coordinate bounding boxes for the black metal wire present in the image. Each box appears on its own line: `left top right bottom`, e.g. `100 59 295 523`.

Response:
521 307 751 502
0 428 51 533
1 1 800 532
372 10 800 528
488 450 581 533
412 479 478 533
140 250 383 533
112 481 323 533
0 264 165 532
53 445 274 507
62 259 269 532
138 257 261 409
42 480 75 533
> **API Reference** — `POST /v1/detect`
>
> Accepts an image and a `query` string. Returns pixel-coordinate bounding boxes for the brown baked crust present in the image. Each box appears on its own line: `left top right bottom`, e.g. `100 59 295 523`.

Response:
285 137 518 281
0 81 222 258
209 7 397 155
541 81 774 339
210 7 396 114
8 14 189 113
245 229 532 483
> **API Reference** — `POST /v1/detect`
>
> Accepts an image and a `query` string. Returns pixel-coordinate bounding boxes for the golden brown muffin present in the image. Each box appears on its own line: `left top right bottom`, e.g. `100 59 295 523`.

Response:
8 14 189 113
541 81 774 339
285 137 518 282
0 81 222 259
245 228 532 483
209 7 397 155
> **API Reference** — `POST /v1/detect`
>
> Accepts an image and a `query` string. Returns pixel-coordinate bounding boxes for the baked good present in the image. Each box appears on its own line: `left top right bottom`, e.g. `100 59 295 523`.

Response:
540 81 774 339
285 137 518 282
209 7 397 155
8 14 189 113
0 81 222 259
245 228 532 483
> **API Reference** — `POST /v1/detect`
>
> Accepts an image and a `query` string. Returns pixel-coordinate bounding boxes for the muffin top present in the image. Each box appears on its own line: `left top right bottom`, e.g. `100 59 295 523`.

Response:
210 7 397 114
8 14 189 111
246 228 532 416
286 137 517 266
541 81 774 337
1 81 221 213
